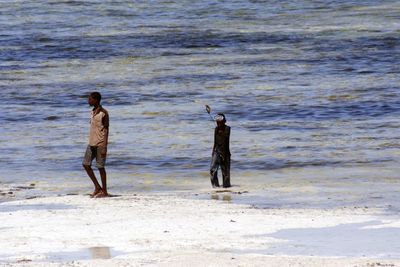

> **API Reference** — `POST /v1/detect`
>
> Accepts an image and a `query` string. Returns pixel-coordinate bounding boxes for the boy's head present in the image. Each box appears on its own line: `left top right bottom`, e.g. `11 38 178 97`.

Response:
88 92 102 106
215 113 226 126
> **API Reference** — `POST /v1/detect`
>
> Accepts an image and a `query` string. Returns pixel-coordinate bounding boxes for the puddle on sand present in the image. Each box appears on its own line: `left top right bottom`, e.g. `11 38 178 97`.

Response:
211 193 232 202
45 246 116 261
88 246 111 259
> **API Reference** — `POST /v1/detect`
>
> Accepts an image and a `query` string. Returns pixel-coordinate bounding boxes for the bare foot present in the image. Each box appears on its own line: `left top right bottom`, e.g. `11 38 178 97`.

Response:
90 188 102 198
94 191 109 198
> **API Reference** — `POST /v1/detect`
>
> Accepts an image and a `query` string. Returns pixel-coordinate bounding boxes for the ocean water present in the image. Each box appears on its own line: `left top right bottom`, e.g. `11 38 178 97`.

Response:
0 0 399 209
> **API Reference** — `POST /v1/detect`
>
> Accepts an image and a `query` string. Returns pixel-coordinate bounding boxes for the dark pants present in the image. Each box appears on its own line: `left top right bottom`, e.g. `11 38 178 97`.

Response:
210 152 231 188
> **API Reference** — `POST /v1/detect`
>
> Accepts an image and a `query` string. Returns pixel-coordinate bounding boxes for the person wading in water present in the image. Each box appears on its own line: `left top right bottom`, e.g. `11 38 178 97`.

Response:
210 113 231 188
82 92 110 198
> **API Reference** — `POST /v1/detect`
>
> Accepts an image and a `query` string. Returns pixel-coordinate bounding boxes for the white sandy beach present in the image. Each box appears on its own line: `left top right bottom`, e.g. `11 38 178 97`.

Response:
1 192 400 267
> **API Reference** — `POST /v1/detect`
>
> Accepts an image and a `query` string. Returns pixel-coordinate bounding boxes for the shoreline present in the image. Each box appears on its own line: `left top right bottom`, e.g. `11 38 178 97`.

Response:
1 192 400 266
2 253 400 267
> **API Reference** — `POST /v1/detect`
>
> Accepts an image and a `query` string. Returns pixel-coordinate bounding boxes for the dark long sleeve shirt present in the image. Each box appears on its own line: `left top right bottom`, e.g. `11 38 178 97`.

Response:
213 125 231 158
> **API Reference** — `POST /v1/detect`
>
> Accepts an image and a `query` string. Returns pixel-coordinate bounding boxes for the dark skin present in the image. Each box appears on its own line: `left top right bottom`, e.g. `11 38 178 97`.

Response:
83 95 109 197
217 120 226 130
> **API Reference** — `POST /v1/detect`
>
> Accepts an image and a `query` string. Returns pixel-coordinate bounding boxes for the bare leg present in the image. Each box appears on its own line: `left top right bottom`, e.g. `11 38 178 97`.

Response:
98 168 109 196
83 164 102 196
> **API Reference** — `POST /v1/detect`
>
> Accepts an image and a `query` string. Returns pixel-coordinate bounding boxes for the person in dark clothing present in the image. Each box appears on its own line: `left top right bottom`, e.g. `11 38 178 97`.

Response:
210 113 231 188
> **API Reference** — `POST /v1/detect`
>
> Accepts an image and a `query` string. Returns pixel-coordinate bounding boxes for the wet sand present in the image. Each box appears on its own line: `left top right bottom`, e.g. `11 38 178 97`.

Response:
1 193 399 266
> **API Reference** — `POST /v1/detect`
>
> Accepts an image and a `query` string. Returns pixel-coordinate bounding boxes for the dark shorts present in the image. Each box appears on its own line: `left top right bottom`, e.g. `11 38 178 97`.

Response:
82 145 107 169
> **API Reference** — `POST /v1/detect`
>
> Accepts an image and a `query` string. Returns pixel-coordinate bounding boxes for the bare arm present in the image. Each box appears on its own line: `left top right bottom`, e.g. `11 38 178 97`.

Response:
102 112 109 147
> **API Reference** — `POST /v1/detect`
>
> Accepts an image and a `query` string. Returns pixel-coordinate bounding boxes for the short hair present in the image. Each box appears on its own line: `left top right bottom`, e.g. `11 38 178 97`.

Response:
217 113 226 123
90 92 102 102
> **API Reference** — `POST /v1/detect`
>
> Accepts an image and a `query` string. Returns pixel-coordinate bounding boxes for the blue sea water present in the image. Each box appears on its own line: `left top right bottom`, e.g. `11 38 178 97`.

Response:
0 0 399 209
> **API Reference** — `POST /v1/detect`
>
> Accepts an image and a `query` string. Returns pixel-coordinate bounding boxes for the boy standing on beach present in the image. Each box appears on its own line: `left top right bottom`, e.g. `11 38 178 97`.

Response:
82 92 110 198
210 113 231 188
